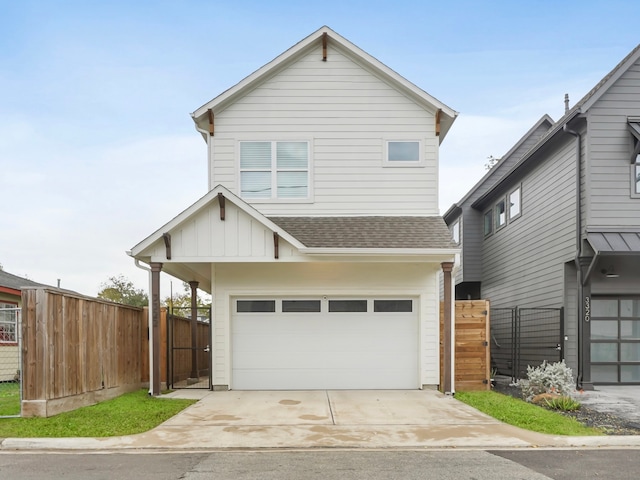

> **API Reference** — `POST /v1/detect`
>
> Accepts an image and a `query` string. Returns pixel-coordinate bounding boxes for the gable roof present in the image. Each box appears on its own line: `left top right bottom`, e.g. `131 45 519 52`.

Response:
129 185 307 258
269 216 456 250
191 26 457 141
470 43 640 209
0 269 48 295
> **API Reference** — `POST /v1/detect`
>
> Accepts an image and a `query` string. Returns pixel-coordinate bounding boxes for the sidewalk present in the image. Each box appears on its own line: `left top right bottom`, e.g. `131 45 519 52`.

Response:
2 389 640 451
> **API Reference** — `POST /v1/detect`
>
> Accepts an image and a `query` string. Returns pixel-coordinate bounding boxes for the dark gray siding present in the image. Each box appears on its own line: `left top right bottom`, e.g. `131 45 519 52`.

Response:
481 136 576 308
456 120 553 283
587 60 640 228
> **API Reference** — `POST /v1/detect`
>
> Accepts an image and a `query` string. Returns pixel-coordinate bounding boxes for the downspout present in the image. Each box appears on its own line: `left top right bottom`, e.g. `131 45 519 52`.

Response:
563 123 583 389
132 257 154 395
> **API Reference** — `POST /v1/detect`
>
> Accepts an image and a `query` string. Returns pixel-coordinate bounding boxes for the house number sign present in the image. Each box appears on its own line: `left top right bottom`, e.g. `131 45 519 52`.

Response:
584 296 590 323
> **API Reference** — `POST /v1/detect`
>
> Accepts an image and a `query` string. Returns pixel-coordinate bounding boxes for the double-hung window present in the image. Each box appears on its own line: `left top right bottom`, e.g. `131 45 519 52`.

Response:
240 141 309 200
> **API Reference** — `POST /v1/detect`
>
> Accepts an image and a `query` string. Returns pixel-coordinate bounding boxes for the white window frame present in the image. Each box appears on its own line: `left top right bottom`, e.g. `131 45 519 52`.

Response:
483 209 493 237
495 198 507 230
238 140 312 203
508 185 522 221
0 302 18 344
383 140 425 167
632 157 640 198
451 219 460 245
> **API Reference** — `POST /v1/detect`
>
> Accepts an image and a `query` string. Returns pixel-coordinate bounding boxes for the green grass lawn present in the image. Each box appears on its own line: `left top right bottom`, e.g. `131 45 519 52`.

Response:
0 382 20 416
455 390 603 436
0 389 195 438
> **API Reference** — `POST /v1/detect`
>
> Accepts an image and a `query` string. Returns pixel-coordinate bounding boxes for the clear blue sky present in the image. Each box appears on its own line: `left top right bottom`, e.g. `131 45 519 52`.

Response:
1 0 639 294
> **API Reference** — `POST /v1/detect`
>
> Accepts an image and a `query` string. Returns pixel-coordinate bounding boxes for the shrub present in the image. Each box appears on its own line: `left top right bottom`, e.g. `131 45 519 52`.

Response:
518 360 575 402
544 396 581 412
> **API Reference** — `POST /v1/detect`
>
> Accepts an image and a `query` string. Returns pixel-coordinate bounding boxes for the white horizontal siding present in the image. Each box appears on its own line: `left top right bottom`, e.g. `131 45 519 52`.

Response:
209 44 439 216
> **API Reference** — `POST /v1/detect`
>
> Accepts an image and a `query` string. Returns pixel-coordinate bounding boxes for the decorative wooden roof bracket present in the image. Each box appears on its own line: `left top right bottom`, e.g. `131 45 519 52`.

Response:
435 109 442 137
208 108 214 136
162 232 172 260
217 192 226 220
322 32 327 61
273 232 280 259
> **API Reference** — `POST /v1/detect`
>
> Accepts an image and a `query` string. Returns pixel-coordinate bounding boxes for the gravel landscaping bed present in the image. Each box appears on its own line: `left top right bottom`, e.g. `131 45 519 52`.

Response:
492 382 640 436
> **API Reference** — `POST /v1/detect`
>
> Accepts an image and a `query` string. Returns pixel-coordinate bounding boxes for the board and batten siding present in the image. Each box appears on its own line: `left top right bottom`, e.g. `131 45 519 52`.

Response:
481 137 577 308
210 262 441 389
145 201 302 261
209 44 439 216
586 59 640 228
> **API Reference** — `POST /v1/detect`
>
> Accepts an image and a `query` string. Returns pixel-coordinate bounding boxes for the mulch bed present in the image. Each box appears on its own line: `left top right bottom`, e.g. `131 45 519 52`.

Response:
492 382 640 436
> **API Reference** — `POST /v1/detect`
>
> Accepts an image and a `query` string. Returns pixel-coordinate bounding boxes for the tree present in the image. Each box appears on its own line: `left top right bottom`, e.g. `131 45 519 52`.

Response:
484 155 500 170
97 274 148 307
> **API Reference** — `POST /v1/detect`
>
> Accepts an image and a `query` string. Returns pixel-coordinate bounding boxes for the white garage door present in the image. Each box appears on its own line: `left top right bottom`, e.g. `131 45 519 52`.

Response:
232 297 418 390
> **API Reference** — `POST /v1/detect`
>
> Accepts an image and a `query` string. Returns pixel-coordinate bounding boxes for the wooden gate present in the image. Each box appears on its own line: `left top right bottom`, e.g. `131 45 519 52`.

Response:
440 300 491 391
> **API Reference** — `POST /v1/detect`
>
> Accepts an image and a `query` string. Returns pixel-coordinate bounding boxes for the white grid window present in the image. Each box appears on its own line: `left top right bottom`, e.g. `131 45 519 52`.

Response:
240 141 309 199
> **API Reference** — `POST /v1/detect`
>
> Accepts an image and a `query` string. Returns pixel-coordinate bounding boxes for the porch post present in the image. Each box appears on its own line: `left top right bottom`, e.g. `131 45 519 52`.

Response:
188 280 199 383
150 262 163 396
441 262 454 394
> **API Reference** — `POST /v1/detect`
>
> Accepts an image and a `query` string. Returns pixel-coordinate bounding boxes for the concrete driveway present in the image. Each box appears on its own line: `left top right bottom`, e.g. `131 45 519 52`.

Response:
4 389 640 450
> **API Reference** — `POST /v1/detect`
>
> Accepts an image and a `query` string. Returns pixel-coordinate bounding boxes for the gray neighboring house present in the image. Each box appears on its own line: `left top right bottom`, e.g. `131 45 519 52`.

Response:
445 43 640 388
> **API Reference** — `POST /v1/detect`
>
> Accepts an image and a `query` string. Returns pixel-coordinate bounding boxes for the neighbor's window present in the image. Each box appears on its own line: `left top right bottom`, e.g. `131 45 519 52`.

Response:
495 199 507 229
0 302 18 343
509 186 521 220
385 141 422 165
634 157 640 195
483 210 493 236
240 141 309 199
451 219 460 244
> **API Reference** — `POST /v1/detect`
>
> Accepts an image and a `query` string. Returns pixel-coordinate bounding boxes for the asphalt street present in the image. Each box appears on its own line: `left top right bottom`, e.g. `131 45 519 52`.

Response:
1 449 639 480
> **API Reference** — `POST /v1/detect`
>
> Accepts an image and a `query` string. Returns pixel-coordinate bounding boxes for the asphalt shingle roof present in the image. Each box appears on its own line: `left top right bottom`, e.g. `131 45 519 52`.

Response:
268 216 456 249
0 270 48 291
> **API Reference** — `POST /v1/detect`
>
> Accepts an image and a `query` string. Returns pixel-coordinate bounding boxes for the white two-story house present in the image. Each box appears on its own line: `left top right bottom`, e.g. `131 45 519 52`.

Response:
130 26 458 393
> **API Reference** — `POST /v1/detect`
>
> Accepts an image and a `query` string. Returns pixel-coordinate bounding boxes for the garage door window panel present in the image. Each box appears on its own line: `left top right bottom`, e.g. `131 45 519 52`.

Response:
237 300 276 313
282 300 321 313
329 300 367 312
374 300 413 312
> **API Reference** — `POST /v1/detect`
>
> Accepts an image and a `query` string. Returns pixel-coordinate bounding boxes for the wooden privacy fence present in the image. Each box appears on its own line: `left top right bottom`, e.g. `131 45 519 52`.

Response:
440 300 491 391
21 287 145 417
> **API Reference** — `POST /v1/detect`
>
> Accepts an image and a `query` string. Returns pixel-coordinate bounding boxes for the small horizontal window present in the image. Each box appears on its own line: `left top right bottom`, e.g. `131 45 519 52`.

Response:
374 300 412 313
237 300 275 313
282 300 321 313
329 300 367 313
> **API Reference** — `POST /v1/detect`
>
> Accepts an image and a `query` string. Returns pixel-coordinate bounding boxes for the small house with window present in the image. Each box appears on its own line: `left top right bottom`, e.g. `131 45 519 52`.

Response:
444 43 640 388
0 270 47 381
130 27 459 393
